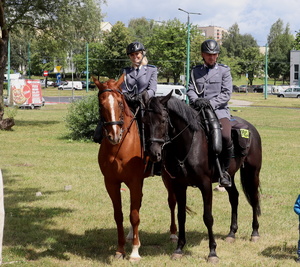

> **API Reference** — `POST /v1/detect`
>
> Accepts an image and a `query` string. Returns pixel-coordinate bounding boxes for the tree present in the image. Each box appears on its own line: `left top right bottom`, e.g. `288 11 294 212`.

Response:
0 0 105 129
294 31 300 50
145 19 185 83
222 23 258 58
267 19 294 84
128 17 154 43
101 22 133 78
145 19 203 84
239 47 264 85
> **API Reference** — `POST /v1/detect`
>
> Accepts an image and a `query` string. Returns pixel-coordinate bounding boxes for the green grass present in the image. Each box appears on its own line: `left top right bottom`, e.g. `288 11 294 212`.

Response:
0 96 300 266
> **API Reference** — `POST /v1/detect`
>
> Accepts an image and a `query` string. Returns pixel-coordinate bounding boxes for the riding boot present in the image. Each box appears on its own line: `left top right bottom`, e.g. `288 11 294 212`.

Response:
219 144 234 187
93 120 103 144
145 161 162 176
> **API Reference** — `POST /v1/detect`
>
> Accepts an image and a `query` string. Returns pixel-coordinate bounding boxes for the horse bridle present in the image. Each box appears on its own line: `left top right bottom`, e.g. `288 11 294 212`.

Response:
98 89 124 130
145 98 194 150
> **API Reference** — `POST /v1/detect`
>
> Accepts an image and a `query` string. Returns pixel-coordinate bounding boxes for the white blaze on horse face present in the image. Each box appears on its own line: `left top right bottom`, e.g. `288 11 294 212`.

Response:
108 94 118 135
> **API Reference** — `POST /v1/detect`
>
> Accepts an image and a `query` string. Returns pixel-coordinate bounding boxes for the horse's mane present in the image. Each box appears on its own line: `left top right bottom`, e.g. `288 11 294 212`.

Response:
151 96 202 132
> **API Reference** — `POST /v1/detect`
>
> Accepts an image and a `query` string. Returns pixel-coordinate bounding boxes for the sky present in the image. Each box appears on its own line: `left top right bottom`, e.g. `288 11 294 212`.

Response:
101 0 299 47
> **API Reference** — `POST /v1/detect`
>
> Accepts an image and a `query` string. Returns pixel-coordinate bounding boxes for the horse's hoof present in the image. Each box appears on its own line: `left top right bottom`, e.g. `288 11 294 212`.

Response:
207 256 219 264
171 253 183 260
251 235 260 242
225 236 235 243
114 252 125 260
170 234 178 243
129 256 141 263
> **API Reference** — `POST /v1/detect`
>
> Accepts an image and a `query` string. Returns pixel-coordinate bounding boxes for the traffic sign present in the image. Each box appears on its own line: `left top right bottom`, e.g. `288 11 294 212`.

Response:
43 71 49 77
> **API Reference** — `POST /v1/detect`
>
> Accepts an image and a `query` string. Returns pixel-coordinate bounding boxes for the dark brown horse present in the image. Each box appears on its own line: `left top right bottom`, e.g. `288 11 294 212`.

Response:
93 76 177 261
142 92 262 263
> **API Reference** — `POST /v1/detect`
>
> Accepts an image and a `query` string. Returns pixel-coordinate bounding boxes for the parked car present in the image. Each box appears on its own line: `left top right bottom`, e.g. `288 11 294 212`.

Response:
47 80 54 86
81 81 96 89
277 87 300 98
238 85 249 93
58 81 83 90
232 85 239 92
248 85 263 93
155 84 187 101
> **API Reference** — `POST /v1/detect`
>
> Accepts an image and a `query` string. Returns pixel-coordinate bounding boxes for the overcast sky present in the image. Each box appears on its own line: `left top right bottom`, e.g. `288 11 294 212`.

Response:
102 0 299 47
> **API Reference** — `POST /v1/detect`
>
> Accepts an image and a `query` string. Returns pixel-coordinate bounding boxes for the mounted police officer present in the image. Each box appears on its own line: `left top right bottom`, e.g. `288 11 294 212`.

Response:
187 39 233 187
94 41 157 144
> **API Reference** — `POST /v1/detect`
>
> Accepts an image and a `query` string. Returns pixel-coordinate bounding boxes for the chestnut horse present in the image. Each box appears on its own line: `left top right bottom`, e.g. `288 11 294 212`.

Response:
142 92 262 263
93 76 177 261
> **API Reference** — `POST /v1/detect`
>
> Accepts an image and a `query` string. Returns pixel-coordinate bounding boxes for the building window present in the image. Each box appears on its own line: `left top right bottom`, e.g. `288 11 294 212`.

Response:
295 64 299 80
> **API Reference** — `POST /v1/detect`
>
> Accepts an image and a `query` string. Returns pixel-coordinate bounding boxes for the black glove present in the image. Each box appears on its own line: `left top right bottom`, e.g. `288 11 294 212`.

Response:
123 92 140 109
192 98 211 111
141 90 149 104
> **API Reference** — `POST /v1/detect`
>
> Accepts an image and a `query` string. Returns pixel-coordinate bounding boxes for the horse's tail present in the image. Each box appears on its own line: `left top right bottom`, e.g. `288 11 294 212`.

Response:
186 205 197 216
240 166 261 217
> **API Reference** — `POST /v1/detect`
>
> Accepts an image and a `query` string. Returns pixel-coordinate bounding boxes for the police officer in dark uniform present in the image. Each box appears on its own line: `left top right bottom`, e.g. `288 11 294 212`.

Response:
187 39 233 187
94 41 157 143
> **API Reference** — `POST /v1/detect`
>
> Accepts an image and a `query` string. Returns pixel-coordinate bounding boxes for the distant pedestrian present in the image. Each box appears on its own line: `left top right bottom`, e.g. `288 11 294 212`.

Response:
294 194 300 263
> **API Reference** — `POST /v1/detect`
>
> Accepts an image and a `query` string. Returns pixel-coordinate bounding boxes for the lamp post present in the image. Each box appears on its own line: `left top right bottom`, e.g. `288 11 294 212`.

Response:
264 43 268 100
178 8 201 104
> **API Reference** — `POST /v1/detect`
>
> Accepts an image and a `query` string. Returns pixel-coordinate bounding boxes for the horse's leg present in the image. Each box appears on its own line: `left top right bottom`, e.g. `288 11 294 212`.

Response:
225 174 239 243
201 181 218 263
240 164 261 242
171 184 187 260
162 172 178 242
128 181 143 262
105 181 126 259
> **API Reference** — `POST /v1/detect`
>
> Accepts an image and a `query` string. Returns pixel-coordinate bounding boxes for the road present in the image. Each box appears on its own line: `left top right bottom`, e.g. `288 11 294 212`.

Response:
44 96 84 104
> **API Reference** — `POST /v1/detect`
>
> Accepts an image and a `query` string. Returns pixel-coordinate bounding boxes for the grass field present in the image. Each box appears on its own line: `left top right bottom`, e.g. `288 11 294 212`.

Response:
0 94 299 266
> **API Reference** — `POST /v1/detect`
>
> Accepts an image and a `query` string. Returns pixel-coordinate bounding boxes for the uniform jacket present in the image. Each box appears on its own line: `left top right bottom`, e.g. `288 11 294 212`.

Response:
294 195 300 221
187 63 232 119
121 64 157 98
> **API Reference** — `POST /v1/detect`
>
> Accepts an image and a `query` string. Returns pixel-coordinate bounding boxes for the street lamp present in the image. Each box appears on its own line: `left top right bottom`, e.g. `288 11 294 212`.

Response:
178 8 201 104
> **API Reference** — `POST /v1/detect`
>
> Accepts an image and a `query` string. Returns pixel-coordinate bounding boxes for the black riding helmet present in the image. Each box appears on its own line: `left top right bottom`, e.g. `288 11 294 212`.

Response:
126 42 145 55
201 39 220 54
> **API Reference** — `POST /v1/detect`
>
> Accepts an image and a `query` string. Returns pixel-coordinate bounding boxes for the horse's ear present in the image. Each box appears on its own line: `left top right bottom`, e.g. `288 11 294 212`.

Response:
92 76 103 90
116 74 125 88
160 90 172 106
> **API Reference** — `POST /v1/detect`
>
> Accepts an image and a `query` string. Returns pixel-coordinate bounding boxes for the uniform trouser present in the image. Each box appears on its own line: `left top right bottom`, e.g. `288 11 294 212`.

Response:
219 117 233 171
298 224 300 257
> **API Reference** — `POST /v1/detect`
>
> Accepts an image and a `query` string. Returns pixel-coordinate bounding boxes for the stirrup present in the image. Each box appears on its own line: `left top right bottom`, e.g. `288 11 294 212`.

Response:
219 171 232 187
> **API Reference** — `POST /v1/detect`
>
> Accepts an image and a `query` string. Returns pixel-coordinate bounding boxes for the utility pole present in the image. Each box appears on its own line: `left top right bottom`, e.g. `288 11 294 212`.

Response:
264 43 268 100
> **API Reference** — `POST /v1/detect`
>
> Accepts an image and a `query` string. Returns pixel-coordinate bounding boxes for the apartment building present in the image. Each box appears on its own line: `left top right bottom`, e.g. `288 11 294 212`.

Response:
290 50 300 86
198 26 228 43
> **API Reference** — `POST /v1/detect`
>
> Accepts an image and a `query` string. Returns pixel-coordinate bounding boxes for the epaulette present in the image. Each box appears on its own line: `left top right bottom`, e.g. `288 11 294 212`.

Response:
218 63 229 68
147 64 156 68
122 67 131 73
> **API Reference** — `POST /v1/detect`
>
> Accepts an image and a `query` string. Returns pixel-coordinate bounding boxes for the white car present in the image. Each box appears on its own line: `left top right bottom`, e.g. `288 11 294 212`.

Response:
155 84 186 101
58 81 83 90
277 87 300 98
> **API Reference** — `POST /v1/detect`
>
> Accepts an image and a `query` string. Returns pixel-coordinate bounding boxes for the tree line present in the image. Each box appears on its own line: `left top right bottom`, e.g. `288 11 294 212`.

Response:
0 0 299 129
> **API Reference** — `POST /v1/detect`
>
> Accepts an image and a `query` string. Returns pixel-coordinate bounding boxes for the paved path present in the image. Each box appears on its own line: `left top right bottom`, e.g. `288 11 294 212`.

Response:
229 99 253 107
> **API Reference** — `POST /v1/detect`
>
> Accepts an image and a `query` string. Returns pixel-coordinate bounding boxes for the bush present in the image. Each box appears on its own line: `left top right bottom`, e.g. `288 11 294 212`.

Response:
65 94 99 140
